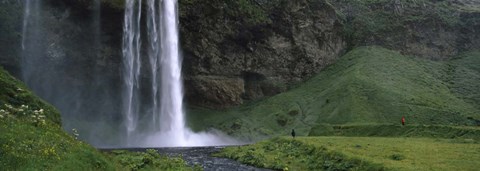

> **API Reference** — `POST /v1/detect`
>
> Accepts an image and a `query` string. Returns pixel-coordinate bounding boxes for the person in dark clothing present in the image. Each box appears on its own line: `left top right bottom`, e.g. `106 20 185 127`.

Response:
402 116 405 126
291 129 296 138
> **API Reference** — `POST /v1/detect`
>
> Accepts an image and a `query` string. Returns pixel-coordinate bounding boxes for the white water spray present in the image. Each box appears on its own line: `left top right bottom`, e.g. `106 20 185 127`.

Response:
123 0 239 147
122 0 142 139
21 0 42 86
21 0 31 50
158 0 187 145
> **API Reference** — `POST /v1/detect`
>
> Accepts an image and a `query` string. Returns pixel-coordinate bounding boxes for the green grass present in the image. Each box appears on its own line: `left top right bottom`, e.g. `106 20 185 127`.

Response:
446 51 480 109
217 136 480 171
215 137 384 171
309 124 480 141
186 47 480 140
107 149 200 171
0 67 196 170
0 67 114 170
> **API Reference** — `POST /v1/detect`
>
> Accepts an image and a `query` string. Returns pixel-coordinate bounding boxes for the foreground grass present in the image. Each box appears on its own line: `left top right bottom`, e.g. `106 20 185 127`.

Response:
0 116 116 170
217 137 480 171
0 67 110 170
0 67 194 170
0 115 195 170
298 137 480 171
187 47 480 140
107 149 199 171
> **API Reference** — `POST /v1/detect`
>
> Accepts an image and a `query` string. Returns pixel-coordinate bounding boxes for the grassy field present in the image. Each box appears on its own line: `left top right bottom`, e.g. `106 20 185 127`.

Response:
0 67 195 170
216 136 480 171
187 47 480 140
308 124 480 141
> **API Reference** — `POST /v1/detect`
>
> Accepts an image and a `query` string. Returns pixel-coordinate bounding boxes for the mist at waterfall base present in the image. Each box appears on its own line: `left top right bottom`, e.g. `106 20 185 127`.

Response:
20 0 242 147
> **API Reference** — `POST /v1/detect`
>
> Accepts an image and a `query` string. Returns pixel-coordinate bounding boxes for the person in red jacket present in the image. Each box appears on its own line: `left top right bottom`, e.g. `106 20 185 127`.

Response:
402 116 405 126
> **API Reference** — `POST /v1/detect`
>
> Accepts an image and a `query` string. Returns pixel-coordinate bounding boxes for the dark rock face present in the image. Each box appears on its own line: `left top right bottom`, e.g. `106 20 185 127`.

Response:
181 0 346 107
0 0 23 75
331 0 480 60
1 0 345 109
0 0 479 110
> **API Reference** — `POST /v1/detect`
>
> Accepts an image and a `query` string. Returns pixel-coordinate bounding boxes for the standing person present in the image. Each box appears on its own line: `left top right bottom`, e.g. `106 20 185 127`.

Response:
402 116 405 126
291 129 296 138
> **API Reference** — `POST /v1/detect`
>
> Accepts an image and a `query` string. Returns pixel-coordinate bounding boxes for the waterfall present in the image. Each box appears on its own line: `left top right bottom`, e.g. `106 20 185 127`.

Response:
121 0 239 147
122 0 142 139
21 0 42 83
21 0 31 50
158 0 187 144
126 0 188 145
147 0 161 131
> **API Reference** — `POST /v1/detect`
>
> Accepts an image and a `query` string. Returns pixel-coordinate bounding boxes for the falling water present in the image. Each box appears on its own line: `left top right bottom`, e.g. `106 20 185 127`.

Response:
122 0 142 139
21 0 31 50
159 0 186 145
123 0 239 147
21 0 43 87
146 0 161 130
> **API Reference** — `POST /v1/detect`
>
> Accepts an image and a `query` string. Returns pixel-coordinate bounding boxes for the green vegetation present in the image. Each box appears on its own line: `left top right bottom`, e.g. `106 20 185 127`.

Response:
0 68 61 124
447 51 480 109
179 0 271 46
101 0 125 9
0 67 195 170
309 124 480 141
217 137 480 170
216 137 384 171
327 0 476 49
0 67 113 170
108 149 198 171
187 47 480 140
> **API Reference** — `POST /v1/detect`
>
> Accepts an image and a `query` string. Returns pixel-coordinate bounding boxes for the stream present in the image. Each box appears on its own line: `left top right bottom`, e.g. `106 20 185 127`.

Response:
102 146 272 171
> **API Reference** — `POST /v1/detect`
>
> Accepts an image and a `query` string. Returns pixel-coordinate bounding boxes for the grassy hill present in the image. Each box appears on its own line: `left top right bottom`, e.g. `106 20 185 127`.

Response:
187 47 480 140
0 67 194 170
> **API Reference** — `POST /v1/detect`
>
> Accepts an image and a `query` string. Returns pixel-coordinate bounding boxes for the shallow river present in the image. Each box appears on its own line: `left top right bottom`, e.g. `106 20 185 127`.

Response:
103 146 272 171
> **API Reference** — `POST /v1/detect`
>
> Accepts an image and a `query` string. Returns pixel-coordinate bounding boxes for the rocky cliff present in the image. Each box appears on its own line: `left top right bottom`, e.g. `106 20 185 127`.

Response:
331 0 480 60
180 0 346 107
0 0 479 111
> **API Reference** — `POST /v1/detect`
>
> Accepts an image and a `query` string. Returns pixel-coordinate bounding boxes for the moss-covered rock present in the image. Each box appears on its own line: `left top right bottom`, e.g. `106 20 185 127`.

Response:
329 0 480 59
180 0 346 107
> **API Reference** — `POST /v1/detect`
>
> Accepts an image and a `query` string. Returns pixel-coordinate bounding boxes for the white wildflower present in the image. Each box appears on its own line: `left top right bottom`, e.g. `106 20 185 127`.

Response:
39 109 44 113
0 114 4 118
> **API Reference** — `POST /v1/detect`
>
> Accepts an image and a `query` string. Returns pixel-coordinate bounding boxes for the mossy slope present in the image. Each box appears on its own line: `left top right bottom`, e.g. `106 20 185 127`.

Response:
0 67 194 170
187 47 480 139
0 67 115 170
